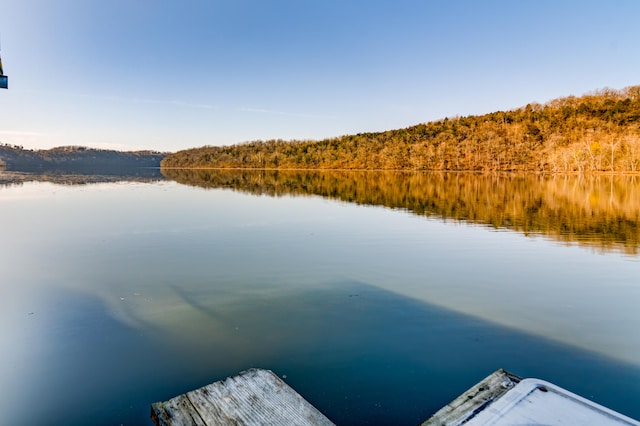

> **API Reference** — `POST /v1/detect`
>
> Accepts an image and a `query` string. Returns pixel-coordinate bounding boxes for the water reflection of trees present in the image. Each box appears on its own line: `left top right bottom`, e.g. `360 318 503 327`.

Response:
0 171 165 186
163 169 640 255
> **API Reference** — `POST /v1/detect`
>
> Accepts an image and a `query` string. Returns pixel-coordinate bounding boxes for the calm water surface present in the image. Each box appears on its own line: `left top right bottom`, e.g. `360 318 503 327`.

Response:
1 172 639 425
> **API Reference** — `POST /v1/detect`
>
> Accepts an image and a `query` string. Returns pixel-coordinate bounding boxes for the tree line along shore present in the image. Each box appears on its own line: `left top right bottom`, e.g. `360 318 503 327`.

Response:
161 86 640 172
0 145 165 174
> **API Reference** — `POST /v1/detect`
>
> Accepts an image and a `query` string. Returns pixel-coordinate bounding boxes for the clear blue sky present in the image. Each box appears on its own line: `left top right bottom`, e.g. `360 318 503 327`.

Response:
1 0 639 152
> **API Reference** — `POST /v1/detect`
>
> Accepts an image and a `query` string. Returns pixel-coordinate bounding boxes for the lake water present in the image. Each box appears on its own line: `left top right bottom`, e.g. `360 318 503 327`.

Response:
1 171 639 425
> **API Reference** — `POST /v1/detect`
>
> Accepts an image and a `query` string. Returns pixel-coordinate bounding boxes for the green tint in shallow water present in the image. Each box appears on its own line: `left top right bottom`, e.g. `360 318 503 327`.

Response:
1 172 639 425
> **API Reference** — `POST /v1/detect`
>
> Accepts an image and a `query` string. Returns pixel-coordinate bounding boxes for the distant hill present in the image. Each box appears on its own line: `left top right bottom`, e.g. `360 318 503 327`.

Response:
162 85 640 172
0 145 166 175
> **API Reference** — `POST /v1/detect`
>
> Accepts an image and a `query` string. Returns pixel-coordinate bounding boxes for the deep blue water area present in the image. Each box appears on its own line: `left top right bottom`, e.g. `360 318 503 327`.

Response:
11 281 639 426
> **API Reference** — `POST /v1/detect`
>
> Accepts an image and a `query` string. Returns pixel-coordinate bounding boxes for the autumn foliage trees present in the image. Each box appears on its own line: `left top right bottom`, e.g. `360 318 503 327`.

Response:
162 86 640 172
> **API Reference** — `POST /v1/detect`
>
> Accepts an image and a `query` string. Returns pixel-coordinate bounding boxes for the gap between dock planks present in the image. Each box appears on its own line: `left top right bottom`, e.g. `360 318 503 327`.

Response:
151 368 336 426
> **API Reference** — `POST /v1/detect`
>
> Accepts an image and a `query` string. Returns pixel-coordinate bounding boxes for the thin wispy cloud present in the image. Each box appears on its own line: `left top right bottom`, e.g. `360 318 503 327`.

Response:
94 94 218 110
0 130 48 137
0 130 51 147
77 92 219 110
238 107 335 119
130 97 218 110
18 89 218 110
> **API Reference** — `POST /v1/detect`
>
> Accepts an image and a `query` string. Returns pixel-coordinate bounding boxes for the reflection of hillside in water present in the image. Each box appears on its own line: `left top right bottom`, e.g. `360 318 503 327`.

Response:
0 170 165 186
163 169 640 255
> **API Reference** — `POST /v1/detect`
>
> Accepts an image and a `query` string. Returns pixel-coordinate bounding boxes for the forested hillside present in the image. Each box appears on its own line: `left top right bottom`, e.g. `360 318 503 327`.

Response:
0 145 166 174
162 86 640 172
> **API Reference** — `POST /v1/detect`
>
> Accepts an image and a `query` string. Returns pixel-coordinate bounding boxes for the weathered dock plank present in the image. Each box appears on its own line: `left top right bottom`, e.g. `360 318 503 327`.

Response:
421 369 521 426
151 368 335 426
153 367 640 425
152 394 208 426
422 369 640 426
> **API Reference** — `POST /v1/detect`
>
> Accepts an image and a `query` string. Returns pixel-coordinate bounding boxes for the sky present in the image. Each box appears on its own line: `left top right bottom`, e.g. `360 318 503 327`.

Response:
1 0 639 153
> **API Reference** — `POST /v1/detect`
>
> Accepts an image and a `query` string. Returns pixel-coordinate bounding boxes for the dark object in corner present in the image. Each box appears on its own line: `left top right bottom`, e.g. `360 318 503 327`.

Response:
0 49 7 89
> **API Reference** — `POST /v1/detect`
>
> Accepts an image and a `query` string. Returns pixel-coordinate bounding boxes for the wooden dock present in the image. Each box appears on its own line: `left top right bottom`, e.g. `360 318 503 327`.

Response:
151 368 335 426
422 369 640 426
421 369 521 425
152 368 640 425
